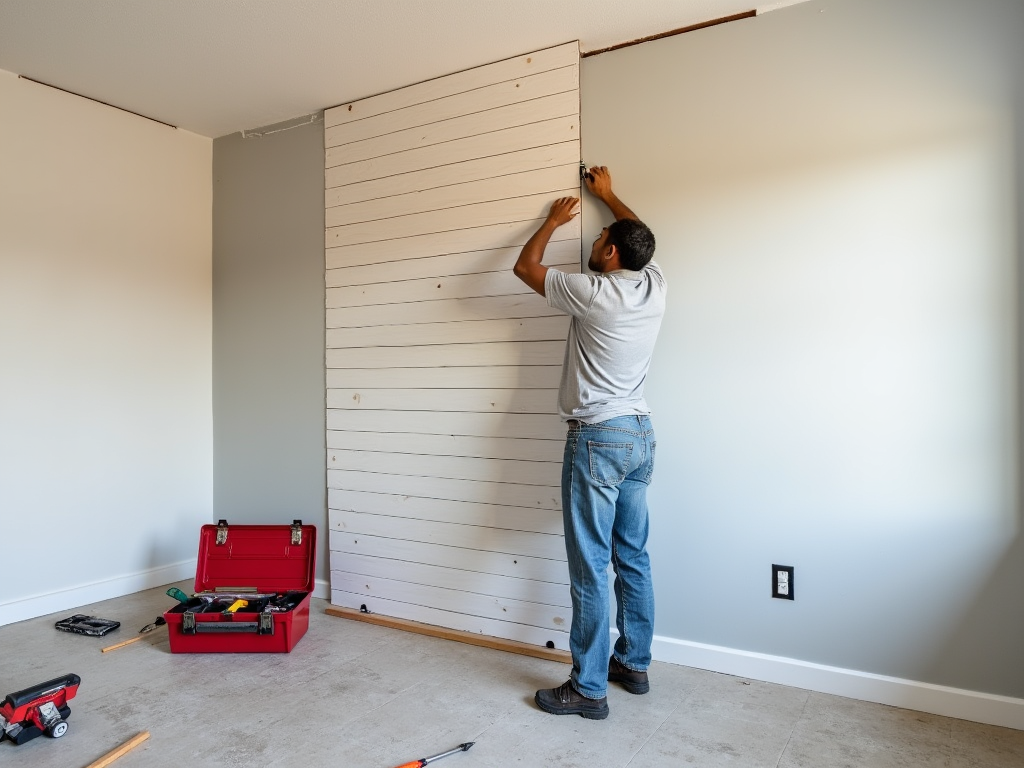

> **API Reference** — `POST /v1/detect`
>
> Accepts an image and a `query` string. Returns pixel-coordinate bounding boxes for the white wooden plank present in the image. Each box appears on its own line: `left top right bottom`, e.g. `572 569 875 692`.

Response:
326 365 562 390
327 449 559 487
331 552 570 607
325 42 577 128
326 116 579 180
328 429 563 462
326 165 581 229
328 489 564 535
327 470 562 510
327 293 562 329
326 388 558 415
330 589 570 649
326 409 565 440
327 341 565 369
326 141 579 203
331 571 568 630
326 316 569 348
330 511 566 563
326 215 580 269
332 570 568 631
330 529 567 583
328 90 578 168
327 268 531 306
325 187 579 249
326 65 578 149
328 233 578 287
330 90 576 167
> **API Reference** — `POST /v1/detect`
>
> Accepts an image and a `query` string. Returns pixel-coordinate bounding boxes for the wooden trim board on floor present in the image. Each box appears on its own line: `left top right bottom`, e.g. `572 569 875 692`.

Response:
325 606 571 664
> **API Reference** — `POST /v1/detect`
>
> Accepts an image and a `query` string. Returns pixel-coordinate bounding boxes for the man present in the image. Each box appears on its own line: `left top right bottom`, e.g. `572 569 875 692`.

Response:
514 166 666 720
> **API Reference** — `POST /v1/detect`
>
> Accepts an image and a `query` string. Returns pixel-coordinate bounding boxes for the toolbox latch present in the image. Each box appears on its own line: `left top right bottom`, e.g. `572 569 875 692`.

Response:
182 612 196 635
216 519 229 546
258 612 275 635
291 519 303 545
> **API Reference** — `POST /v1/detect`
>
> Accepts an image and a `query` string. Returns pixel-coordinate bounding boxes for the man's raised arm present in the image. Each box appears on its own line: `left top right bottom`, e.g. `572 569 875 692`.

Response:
513 196 579 297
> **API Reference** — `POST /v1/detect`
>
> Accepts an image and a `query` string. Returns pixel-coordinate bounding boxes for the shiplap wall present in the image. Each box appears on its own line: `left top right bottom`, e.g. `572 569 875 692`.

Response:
324 42 581 648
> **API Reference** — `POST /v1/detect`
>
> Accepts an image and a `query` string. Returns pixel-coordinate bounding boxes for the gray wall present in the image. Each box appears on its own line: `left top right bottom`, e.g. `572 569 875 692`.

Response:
582 0 1024 697
212 119 327 585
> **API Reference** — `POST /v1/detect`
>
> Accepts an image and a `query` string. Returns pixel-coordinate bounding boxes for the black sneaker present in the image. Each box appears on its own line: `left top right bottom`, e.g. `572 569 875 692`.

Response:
608 656 650 694
535 680 609 720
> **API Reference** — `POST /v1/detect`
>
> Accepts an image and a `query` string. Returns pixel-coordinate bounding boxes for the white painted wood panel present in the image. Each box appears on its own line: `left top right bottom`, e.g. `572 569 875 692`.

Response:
326 388 558 414
327 269 533 307
326 141 578 203
325 42 577 128
325 65 578 148
326 215 579 269
327 43 578 645
330 589 569 649
327 365 562 390
327 238 578 287
327 294 563 329
331 571 569 631
327 449 558 487
329 530 567 583
327 429 563 462
327 294 565 327
328 490 563 535
330 511 566 563
326 316 569 348
326 187 579 249
326 165 580 229
332 552 570 607
328 91 578 167
328 470 561 510
325 116 578 179
326 409 566 440
327 340 565 370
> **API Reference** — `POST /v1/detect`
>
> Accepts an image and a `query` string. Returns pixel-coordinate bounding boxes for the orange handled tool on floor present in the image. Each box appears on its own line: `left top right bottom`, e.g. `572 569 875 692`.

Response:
392 741 474 768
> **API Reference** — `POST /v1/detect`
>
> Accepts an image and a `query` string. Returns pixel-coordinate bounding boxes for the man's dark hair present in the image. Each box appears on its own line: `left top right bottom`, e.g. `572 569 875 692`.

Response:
607 219 656 271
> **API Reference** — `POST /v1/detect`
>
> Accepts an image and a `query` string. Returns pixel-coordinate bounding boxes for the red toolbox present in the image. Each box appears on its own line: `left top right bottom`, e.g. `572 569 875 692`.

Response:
164 519 316 653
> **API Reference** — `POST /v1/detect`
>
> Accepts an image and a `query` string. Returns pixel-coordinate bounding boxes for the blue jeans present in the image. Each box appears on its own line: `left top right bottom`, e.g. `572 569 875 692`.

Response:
562 414 656 699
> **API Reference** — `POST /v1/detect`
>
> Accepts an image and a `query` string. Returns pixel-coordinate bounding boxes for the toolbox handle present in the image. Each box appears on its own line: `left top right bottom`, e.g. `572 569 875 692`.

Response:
182 613 274 636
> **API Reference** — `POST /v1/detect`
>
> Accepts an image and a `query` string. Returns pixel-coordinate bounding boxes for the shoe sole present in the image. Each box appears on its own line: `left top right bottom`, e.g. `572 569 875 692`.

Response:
535 692 609 720
608 675 650 695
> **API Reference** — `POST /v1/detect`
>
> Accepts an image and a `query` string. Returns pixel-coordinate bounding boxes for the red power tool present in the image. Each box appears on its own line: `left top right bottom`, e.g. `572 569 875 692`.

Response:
0 674 81 745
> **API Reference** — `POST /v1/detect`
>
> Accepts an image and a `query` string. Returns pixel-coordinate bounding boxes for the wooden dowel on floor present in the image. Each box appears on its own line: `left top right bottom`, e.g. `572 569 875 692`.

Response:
83 731 150 768
100 635 145 653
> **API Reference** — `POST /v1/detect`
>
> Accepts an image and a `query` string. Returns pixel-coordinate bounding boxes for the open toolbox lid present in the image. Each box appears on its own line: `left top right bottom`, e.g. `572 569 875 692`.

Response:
194 520 316 595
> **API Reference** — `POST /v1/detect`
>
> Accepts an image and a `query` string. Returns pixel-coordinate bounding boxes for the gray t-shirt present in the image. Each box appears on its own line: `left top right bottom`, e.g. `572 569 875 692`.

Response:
545 261 666 423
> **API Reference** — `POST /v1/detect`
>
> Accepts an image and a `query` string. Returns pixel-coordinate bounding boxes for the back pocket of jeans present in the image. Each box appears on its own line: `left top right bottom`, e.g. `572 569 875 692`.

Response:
588 441 633 486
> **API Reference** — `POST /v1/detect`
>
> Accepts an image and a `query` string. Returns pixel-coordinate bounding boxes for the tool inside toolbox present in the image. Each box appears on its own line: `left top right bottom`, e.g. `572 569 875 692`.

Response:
168 592 308 615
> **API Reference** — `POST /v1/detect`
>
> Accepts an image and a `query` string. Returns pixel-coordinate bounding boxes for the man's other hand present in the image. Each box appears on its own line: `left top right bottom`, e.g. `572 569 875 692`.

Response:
584 166 613 201
547 197 580 227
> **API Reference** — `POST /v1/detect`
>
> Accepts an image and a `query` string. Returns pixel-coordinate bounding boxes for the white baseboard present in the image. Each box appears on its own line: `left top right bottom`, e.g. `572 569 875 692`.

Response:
313 577 331 599
0 559 198 627
644 632 1024 731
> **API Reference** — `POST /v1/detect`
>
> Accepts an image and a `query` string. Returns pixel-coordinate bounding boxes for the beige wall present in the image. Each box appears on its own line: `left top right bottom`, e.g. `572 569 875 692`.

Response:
0 69 213 623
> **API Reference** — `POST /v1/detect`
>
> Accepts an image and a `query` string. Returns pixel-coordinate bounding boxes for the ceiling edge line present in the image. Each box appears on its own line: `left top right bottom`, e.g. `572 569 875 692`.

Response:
17 75 177 129
580 10 757 58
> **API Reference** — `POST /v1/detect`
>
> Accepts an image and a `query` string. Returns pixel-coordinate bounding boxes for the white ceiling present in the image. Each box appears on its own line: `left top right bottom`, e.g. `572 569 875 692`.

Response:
0 0 804 138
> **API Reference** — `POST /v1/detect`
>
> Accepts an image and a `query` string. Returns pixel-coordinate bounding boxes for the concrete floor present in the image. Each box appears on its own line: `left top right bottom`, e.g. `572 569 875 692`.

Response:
2 582 1022 767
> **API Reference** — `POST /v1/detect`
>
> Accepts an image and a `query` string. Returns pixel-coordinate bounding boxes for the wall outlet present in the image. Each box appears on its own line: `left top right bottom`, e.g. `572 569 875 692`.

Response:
772 565 794 600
